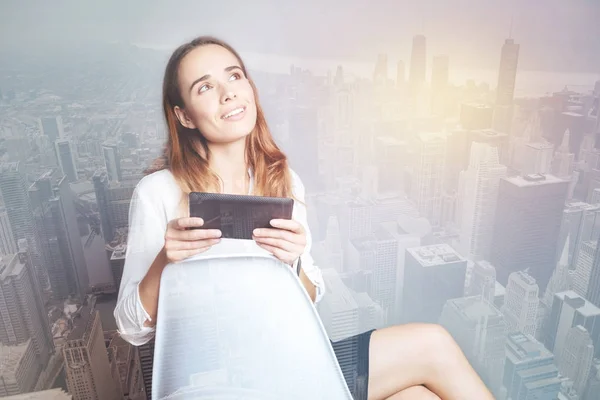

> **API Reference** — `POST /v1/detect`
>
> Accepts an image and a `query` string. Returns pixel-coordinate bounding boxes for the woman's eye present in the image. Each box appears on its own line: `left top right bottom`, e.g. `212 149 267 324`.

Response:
229 73 241 81
198 84 210 93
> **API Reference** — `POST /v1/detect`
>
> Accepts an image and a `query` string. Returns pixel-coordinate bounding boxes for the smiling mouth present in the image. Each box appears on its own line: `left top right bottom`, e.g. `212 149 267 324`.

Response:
221 106 246 119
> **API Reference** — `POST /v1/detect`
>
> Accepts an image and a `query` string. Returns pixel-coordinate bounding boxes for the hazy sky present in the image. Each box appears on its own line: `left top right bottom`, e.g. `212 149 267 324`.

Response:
2 0 600 71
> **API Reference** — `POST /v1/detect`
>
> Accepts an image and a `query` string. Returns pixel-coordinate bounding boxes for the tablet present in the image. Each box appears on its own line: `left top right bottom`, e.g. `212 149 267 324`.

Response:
189 192 294 239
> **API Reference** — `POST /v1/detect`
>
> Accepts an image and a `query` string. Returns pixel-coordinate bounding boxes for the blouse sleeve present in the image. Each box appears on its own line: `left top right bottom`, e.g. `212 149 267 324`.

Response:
113 178 167 346
291 170 326 303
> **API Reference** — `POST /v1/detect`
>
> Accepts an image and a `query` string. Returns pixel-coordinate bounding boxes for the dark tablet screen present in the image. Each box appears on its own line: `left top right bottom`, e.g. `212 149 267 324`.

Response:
189 192 294 239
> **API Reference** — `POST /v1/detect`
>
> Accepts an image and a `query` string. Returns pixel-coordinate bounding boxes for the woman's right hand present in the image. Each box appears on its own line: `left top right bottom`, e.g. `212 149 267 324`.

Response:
163 217 222 263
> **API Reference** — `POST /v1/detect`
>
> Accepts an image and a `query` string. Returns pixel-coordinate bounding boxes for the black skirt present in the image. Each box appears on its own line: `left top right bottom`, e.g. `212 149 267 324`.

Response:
330 329 376 400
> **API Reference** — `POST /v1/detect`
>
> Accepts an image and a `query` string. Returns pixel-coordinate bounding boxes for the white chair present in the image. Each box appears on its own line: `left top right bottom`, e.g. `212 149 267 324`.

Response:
151 253 353 400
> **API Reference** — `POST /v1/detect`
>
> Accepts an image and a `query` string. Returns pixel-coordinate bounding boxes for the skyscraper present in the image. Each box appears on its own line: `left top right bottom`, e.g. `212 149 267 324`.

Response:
0 163 46 277
458 142 507 261
557 325 594 395
39 116 64 143
490 174 569 291
54 139 78 183
546 291 600 359
411 132 446 227
409 34 426 92
502 332 561 400
319 269 359 392
403 244 467 323
32 172 89 300
586 235 600 308
0 249 54 395
63 302 122 399
492 38 520 134
501 271 539 336
495 39 520 106
102 142 122 182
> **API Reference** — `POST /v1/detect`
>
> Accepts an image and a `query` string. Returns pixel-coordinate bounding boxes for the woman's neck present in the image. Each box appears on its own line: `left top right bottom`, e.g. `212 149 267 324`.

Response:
207 139 249 194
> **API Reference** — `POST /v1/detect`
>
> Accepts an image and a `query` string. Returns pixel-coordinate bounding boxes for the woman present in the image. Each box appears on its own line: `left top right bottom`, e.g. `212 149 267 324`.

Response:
114 35 494 400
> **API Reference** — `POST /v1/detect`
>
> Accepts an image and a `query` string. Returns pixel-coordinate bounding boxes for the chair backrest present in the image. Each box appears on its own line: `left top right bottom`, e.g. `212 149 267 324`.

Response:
152 253 353 400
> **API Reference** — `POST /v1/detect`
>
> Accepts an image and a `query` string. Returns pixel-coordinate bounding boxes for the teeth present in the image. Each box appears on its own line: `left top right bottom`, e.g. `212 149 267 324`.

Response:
224 108 244 119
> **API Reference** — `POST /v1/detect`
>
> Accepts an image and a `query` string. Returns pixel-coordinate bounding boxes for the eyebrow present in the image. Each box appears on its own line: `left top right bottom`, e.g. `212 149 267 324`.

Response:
189 65 243 93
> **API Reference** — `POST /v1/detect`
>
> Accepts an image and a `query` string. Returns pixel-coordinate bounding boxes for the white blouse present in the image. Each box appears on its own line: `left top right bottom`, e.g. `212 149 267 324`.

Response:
113 167 326 346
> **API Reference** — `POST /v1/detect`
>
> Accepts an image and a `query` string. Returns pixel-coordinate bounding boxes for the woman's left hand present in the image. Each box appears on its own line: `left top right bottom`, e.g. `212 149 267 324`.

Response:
252 219 306 266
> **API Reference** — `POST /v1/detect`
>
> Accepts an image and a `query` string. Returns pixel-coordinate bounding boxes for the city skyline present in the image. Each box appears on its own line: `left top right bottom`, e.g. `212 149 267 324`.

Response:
1 1 600 399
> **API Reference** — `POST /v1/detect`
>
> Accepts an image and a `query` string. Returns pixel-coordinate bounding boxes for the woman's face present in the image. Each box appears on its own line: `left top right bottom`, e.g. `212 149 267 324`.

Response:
174 44 257 144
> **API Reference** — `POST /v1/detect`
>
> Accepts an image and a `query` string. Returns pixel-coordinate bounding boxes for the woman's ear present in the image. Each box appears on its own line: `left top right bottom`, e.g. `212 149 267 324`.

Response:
174 106 196 129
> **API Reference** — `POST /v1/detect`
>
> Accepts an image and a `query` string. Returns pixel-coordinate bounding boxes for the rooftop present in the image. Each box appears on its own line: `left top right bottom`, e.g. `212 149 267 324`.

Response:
505 173 567 188
406 244 465 267
0 340 31 376
506 332 553 362
555 290 600 317
0 253 24 281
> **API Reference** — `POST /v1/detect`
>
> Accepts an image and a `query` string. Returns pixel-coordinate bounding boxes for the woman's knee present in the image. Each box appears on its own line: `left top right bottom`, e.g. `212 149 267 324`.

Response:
389 385 441 400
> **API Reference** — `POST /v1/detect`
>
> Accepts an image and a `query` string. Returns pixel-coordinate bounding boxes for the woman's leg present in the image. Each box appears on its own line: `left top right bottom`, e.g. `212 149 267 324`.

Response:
386 385 440 400
367 323 494 400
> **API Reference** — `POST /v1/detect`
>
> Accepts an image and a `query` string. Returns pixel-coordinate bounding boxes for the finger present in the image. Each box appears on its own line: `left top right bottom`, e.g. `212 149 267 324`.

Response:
171 246 213 263
166 238 221 251
171 217 204 230
253 236 302 254
253 228 303 245
256 242 295 265
269 219 304 233
169 228 221 241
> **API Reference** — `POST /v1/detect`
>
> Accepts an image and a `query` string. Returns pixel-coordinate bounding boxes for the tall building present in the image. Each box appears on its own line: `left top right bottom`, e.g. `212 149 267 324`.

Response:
439 296 506 395
557 325 594 395
102 142 122 183
403 244 467 323
490 174 569 291
0 340 39 396
553 130 575 179
63 302 122 400
573 239 596 299
546 291 600 359
54 139 78 183
319 269 360 392
39 116 64 143
542 235 572 308
0 250 54 395
409 34 427 92
583 359 600 400
31 172 89 300
0 206 17 255
557 202 600 268
411 132 446 227
92 171 138 244
501 271 540 336
466 260 497 303
495 38 520 106
502 332 561 400
348 226 398 320
523 142 554 175
587 235 600 308
458 143 507 261
0 163 46 279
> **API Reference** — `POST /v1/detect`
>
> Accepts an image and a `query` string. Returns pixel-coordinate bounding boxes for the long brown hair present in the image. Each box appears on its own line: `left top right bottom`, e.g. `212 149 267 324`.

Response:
146 36 294 213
